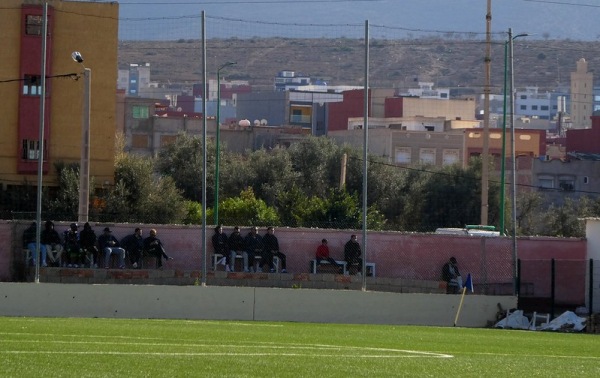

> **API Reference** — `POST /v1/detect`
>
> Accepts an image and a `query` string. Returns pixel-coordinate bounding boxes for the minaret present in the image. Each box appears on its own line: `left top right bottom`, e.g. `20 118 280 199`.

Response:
570 58 593 129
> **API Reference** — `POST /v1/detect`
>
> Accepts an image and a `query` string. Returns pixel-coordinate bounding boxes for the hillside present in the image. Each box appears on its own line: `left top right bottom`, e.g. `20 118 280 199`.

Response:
118 38 600 94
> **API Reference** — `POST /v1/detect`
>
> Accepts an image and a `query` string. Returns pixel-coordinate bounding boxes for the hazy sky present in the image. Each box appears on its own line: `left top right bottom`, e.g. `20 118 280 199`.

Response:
113 0 599 40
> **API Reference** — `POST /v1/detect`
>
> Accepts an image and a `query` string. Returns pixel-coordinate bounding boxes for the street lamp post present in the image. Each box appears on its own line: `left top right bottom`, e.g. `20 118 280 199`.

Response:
507 28 528 295
213 61 236 225
72 51 90 223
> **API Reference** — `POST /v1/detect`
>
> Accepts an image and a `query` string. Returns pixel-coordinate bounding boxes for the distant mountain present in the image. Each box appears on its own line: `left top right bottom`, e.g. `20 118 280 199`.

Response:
116 0 600 41
119 37 600 93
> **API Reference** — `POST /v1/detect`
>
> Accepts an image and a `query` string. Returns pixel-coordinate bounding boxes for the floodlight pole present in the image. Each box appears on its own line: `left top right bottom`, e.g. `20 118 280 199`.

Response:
509 28 528 295
214 61 236 225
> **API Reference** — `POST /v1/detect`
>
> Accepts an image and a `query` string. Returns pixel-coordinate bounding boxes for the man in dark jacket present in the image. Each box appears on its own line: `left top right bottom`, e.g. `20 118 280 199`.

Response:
211 225 232 272
98 227 126 269
41 220 63 267
121 228 144 268
442 257 462 294
344 234 362 275
262 226 287 273
228 226 245 272
79 222 98 268
244 226 263 272
143 229 172 269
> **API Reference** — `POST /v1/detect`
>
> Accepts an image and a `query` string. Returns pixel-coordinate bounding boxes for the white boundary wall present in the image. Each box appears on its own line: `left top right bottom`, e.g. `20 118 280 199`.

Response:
585 218 600 313
0 283 516 327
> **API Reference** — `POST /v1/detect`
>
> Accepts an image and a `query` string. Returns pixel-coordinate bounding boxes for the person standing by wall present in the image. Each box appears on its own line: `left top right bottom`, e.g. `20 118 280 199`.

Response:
442 257 462 294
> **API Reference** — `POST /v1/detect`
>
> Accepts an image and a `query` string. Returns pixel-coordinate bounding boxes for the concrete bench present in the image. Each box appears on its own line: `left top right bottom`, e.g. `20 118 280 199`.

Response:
310 259 346 274
345 262 376 277
212 253 279 272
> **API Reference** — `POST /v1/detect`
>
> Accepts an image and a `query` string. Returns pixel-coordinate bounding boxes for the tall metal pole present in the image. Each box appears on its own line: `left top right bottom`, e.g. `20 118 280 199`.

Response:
361 20 369 290
78 67 91 223
214 61 236 225
201 10 207 286
35 2 49 283
499 40 508 235
481 0 492 225
509 28 528 295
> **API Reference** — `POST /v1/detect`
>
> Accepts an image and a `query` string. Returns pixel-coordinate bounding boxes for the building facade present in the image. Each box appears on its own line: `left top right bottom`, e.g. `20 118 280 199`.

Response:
570 58 593 130
0 1 118 202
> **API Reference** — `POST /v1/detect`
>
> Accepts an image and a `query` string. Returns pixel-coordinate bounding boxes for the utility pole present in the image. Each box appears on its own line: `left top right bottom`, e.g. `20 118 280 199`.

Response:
481 0 492 226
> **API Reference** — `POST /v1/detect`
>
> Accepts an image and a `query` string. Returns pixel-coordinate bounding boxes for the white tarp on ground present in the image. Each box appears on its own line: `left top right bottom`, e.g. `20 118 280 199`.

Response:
538 311 587 332
495 309 530 330
495 310 587 332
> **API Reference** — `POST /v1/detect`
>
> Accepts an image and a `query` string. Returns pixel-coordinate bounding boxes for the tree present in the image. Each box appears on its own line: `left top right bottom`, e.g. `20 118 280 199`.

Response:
219 187 280 227
44 162 95 221
103 153 186 224
156 133 213 203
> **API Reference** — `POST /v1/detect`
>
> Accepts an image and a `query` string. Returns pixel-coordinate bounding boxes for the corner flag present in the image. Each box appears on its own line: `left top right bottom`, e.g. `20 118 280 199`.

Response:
464 273 474 293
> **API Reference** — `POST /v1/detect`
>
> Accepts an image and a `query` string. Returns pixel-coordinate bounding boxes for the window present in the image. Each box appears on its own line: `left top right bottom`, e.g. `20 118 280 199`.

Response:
419 148 436 165
160 135 177 147
559 176 575 191
520 105 526 110
395 147 411 164
541 105 549 111
21 139 44 160
532 105 538 111
520 95 527 100
583 176 589 184
132 105 149 119
131 134 149 149
442 149 459 166
440 93 448 99
25 15 42 36
22 75 42 96
538 175 554 190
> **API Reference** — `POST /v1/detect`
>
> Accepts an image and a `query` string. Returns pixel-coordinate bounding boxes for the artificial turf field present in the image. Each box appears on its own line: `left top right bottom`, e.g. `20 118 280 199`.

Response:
1 317 598 377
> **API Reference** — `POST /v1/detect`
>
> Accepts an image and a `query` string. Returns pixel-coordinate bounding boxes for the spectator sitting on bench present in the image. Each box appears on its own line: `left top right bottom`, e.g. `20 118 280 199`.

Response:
228 226 246 272
316 238 342 273
63 223 83 268
244 226 263 272
41 220 62 267
212 225 233 272
344 234 362 275
99 227 126 269
23 221 47 267
79 222 99 268
262 226 287 273
144 229 173 269
121 227 144 269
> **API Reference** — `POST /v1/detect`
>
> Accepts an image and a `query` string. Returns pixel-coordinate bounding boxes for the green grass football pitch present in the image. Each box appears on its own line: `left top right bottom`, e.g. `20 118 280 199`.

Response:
1 317 598 377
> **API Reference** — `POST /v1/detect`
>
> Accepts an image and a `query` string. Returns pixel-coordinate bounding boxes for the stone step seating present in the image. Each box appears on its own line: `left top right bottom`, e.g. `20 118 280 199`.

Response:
27 267 446 294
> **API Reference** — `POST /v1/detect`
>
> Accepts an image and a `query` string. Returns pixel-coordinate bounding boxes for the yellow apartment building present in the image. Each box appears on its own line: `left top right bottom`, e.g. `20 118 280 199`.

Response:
0 0 118 213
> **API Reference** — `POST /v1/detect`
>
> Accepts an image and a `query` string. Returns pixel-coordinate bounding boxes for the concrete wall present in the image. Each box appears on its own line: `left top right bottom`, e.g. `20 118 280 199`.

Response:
0 283 516 327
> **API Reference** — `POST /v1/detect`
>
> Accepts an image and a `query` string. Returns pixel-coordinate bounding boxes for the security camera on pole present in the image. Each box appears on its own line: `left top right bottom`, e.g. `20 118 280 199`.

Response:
71 51 91 223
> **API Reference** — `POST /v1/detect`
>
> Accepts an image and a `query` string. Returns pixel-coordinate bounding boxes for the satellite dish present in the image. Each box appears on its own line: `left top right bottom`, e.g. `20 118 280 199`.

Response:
238 119 251 127
253 120 260 126
260 119 268 126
